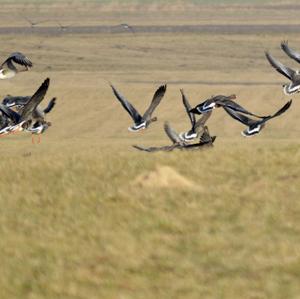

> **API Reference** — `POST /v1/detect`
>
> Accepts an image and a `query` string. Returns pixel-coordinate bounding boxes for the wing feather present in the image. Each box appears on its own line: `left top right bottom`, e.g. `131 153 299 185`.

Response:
20 78 50 121
281 41 300 64
110 84 143 124
265 51 294 80
143 84 167 120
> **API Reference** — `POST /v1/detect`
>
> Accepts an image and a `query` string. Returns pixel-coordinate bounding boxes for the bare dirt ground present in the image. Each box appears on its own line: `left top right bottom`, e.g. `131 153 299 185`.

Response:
0 2 300 299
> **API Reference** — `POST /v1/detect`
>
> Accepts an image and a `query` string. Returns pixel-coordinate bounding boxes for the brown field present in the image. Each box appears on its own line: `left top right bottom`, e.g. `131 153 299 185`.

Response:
0 1 300 299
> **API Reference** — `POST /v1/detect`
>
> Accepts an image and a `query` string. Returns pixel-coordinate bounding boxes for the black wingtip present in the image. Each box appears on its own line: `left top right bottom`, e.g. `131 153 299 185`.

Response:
286 99 293 108
158 84 167 92
43 78 50 87
281 40 288 48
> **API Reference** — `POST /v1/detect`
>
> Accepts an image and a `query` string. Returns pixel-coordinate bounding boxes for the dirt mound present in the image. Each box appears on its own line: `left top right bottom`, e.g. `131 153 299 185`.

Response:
133 165 197 189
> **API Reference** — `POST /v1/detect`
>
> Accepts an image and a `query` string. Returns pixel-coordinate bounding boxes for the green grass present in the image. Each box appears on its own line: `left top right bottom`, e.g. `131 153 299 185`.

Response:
1 143 300 298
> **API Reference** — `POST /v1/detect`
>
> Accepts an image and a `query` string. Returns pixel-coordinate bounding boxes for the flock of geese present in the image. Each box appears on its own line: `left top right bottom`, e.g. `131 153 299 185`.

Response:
0 53 55 142
110 41 300 152
0 41 299 150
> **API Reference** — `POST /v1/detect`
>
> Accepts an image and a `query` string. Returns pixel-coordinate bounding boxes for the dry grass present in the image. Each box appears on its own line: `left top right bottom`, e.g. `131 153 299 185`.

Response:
0 1 300 299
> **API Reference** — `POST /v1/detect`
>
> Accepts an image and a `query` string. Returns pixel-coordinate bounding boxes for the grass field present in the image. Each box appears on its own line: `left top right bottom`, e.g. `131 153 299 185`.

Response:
0 1 300 299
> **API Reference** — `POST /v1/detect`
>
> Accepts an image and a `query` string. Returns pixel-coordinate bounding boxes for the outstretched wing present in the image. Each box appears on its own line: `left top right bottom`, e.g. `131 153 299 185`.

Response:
43 98 56 114
143 84 167 120
132 144 177 152
193 110 212 133
269 99 292 119
216 98 265 118
110 84 143 124
20 78 50 121
223 106 257 126
164 122 182 144
1 52 33 69
180 89 195 128
281 41 300 64
265 51 294 80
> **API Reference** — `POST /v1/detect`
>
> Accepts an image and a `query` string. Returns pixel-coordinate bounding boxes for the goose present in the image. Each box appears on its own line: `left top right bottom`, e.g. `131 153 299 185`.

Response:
189 94 264 118
2 95 31 108
281 41 300 64
179 89 212 142
132 122 184 152
133 123 215 152
0 78 50 133
110 83 167 132
265 51 300 95
223 100 292 137
2 94 56 134
119 23 135 34
0 52 33 79
23 17 50 27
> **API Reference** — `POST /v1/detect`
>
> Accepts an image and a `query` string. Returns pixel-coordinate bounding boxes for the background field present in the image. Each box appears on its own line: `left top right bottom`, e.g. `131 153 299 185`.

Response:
0 1 300 299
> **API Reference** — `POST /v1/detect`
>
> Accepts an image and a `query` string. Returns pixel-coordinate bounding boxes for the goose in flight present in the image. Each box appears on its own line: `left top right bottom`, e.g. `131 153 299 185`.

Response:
0 78 50 133
110 83 167 132
265 51 300 95
133 122 216 152
223 100 292 137
179 89 212 142
2 95 56 119
23 16 50 27
189 94 264 118
0 52 33 79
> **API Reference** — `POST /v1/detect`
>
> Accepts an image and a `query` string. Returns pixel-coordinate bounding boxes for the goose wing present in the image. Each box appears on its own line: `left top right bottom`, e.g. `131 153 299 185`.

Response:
142 84 167 120
164 122 181 144
223 106 258 127
20 78 50 121
1 52 33 69
132 144 177 152
281 41 300 64
43 97 56 114
217 98 265 118
265 51 295 80
268 99 292 120
193 110 212 133
199 126 214 144
110 84 143 124
180 89 195 128
0 104 21 124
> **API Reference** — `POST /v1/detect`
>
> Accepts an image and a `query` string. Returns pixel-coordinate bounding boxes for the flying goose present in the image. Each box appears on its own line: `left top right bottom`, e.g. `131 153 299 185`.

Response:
0 52 33 79
0 78 50 133
2 95 56 133
23 17 50 27
110 83 167 132
189 94 264 118
265 51 300 95
223 100 292 137
179 89 212 142
133 122 215 152
281 41 300 64
2 95 55 133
